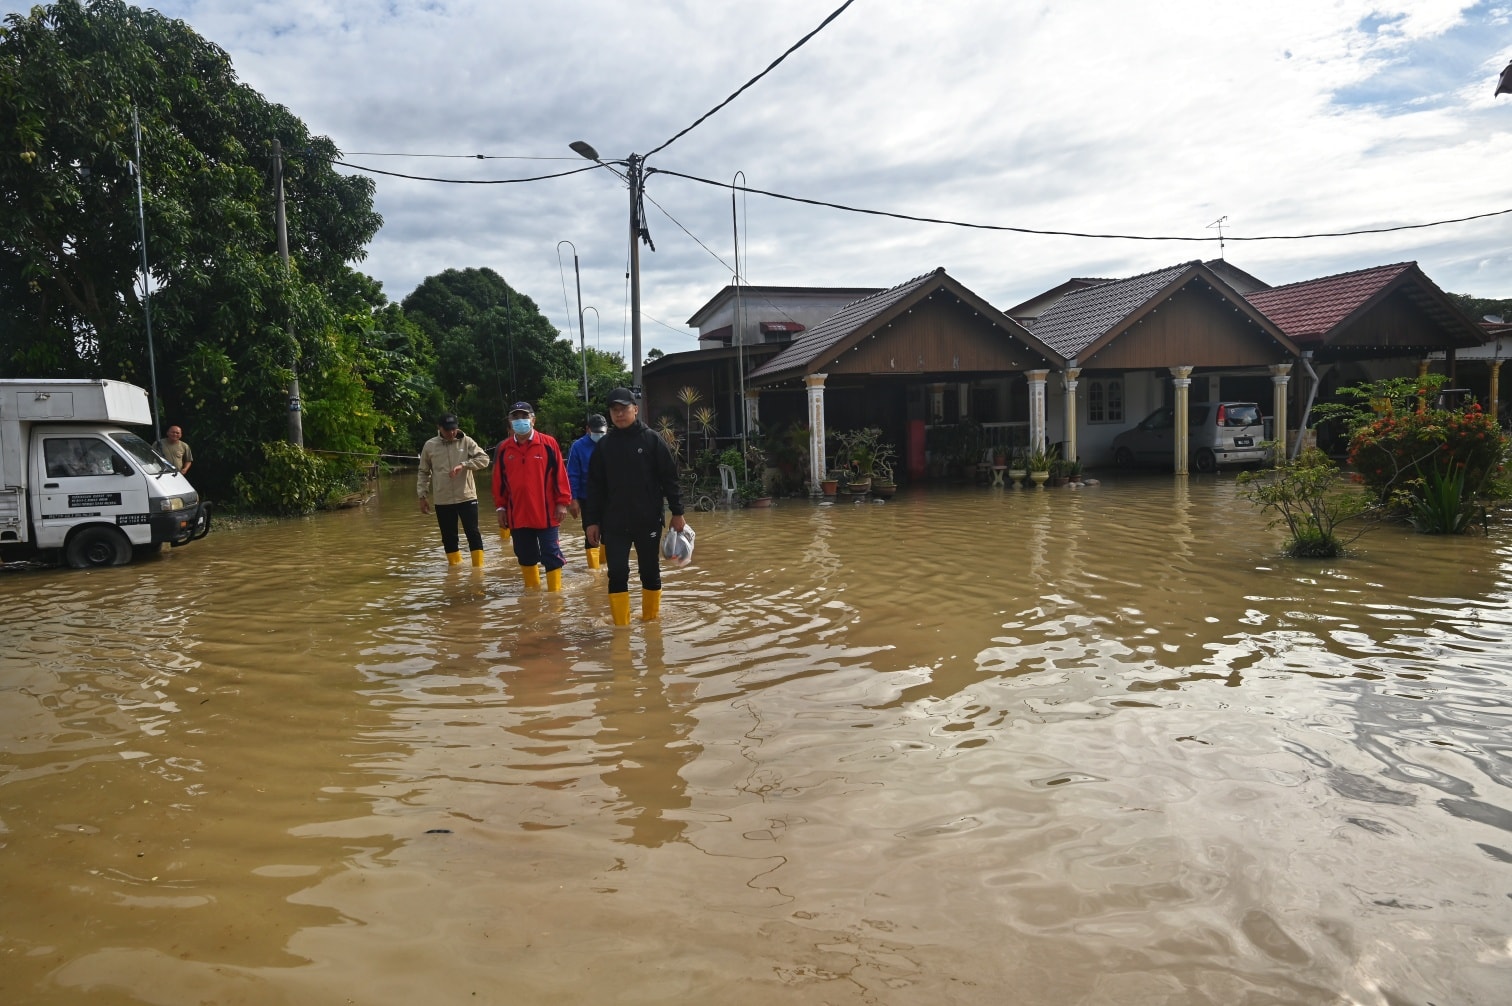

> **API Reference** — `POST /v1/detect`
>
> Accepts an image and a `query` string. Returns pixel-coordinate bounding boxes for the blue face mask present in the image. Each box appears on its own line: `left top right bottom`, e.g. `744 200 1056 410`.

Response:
590 431 604 442
510 418 532 436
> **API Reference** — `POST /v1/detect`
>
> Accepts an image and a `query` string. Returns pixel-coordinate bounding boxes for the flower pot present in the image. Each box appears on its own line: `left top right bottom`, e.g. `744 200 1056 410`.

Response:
1029 470 1049 488
1007 468 1027 488
870 479 896 498
745 496 774 508
820 478 839 496
845 475 872 494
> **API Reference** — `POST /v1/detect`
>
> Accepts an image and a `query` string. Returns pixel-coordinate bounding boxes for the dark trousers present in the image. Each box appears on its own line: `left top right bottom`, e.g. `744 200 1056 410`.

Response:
509 525 565 571
604 526 663 593
435 500 484 553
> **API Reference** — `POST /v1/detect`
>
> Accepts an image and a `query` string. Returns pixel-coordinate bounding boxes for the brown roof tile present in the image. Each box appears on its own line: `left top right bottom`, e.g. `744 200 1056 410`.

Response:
1243 263 1416 342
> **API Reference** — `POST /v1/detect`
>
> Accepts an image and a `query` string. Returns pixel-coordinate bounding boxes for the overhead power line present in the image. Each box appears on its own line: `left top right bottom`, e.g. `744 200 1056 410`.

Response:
645 0 858 159
652 168 1512 243
332 159 601 184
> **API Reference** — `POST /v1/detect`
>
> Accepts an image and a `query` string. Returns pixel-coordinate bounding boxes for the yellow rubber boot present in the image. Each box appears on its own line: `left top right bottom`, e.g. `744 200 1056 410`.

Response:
545 567 562 592
498 526 511 543
608 591 631 626
470 549 486 568
641 589 661 621
585 546 601 570
446 551 462 566
521 564 541 589
598 544 607 565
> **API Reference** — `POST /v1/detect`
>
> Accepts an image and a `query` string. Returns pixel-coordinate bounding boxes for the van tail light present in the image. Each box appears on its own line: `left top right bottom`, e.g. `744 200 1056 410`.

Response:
1216 404 1227 426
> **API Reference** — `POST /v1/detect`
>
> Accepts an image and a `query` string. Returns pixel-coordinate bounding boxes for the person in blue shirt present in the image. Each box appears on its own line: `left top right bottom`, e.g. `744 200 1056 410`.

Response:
567 413 609 569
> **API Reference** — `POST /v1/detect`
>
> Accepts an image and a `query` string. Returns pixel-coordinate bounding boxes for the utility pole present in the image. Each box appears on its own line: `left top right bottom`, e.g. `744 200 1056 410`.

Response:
626 153 644 402
130 106 161 443
272 139 303 446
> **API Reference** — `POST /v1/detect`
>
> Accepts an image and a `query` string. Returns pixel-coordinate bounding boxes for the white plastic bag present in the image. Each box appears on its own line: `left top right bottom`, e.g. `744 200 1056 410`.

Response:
660 524 696 567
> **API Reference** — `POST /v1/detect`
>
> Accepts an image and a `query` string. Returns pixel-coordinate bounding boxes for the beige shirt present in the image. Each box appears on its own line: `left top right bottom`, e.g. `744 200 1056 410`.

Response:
417 433 490 505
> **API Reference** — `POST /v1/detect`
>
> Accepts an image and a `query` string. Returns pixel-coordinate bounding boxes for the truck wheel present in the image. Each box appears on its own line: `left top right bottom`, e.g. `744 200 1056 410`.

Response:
133 542 164 560
1194 448 1218 473
64 526 132 568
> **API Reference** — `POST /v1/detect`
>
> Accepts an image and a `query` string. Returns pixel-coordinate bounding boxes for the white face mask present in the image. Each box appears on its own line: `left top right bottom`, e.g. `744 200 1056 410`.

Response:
589 431 604 442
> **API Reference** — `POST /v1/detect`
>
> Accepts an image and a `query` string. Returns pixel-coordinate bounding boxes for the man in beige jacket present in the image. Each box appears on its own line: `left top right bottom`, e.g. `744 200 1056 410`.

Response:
417 413 491 566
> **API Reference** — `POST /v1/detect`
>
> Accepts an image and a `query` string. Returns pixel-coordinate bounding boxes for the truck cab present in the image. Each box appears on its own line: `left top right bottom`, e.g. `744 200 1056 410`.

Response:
0 380 211 568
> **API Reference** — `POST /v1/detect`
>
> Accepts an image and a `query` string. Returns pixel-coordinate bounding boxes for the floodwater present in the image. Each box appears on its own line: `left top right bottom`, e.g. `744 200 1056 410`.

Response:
2 472 1510 1006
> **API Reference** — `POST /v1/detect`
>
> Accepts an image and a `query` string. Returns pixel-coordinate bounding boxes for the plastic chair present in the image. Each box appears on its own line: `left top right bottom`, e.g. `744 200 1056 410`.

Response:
717 464 739 507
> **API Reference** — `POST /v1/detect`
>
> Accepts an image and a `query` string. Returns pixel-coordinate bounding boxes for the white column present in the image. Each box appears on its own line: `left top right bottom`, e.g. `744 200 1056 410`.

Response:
1269 364 1292 462
744 388 761 437
957 381 970 421
1027 369 1049 453
1170 366 1193 475
806 373 828 493
1063 367 1081 465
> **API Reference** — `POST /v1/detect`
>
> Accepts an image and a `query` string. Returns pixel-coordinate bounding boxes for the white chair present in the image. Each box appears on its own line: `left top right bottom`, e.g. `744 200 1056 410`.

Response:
717 464 739 506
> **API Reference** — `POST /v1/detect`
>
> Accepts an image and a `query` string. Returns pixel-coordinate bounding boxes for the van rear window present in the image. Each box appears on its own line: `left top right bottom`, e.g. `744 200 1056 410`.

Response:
1223 405 1260 427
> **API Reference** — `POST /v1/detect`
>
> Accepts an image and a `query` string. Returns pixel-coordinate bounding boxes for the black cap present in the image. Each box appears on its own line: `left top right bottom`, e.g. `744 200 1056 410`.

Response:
587 414 608 431
438 413 459 430
606 387 637 406
508 401 534 415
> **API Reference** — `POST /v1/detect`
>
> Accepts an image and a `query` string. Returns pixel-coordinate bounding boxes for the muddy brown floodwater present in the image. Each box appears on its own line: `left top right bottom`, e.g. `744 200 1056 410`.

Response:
2 472 1510 1005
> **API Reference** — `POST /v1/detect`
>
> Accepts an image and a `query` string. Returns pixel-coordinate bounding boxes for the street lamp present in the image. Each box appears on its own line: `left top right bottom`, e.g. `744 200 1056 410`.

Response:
557 239 590 429
569 141 648 401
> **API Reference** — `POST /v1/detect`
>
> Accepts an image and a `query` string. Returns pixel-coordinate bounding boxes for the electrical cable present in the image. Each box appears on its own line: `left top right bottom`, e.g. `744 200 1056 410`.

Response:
653 167 1512 243
332 160 601 184
645 0 857 158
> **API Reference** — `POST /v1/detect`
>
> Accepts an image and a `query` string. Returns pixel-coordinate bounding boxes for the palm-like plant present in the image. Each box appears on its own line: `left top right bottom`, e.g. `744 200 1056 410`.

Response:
676 386 702 464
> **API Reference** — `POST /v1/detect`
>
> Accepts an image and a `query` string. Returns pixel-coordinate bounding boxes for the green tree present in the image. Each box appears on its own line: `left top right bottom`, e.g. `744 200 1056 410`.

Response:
0 0 385 501
533 346 631 443
400 267 574 443
1448 291 1512 323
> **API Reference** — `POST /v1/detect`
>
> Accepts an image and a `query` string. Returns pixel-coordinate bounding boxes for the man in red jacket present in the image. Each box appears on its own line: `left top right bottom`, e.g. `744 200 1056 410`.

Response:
491 402 573 591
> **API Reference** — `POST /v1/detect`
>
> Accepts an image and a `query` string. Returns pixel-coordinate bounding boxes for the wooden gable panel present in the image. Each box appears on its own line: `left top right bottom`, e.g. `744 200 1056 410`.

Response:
826 298 1046 375
1084 285 1289 369
1329 290 1461 351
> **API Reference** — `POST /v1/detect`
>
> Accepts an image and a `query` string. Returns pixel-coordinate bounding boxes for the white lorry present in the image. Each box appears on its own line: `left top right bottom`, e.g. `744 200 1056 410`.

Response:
0 379 211 568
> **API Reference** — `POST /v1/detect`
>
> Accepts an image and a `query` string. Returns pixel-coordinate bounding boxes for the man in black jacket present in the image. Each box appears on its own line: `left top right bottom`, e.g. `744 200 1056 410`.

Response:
583 387 686 625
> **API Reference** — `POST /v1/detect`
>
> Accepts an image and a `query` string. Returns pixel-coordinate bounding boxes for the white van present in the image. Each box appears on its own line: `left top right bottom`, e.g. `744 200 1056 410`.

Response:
0 379 211 567
1111 401 1268 473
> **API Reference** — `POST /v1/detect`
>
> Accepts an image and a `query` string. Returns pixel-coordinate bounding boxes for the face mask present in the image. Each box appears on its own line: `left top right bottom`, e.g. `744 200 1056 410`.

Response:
590 432 604 443
511 419 532 436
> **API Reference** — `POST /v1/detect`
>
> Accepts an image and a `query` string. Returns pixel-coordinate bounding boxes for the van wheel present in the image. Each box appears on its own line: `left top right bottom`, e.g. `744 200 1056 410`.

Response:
1194 449 1218 474
64 526 132 568
1114 447 1136 468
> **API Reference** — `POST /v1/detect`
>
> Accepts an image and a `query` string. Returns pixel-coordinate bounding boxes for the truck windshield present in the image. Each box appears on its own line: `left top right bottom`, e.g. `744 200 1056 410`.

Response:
110 431 175 475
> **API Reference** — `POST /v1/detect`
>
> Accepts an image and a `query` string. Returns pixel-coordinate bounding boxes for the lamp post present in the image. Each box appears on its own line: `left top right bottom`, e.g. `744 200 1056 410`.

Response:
569 141 646 401
557 239 591 429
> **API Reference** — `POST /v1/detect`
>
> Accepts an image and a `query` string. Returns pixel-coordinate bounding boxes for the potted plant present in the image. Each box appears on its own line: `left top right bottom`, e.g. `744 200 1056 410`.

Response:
740 476 773 507
870 443 898 498
1065 457 1084 485
1007 448 1028 488
1025 444 1055 488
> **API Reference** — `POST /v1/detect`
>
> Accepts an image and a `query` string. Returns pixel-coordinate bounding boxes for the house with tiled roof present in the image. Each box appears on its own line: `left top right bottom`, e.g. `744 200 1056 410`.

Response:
1244 262 1490 447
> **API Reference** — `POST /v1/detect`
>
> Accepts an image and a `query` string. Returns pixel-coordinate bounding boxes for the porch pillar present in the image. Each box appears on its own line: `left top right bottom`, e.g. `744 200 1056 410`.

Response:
1417 358 1431 412
957 382 970 421
1490 359 1502 425
1063 367 1081 465
744 388 761 436
1170 366 1193 476
1027 369 1049 453
805 373 828 494
1269 364 1292 462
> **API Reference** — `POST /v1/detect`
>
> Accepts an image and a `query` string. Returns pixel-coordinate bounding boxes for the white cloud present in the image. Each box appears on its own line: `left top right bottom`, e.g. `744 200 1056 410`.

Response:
8 0 1512 354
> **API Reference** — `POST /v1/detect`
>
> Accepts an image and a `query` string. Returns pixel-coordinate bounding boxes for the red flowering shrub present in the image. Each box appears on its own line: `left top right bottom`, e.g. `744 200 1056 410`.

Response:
1348 403 1505 503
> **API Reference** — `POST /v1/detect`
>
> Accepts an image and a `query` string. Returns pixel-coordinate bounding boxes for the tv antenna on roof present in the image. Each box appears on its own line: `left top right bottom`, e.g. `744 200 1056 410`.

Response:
1207 215 1228 258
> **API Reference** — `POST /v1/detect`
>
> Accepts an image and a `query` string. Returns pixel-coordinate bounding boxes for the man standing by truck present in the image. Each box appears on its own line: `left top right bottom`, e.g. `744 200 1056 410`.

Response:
154 425 193 475
417 413 491 567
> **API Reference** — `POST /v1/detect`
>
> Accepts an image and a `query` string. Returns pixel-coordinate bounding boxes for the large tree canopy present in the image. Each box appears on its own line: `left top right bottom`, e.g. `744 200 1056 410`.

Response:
401 267 577 444
0 0 388 498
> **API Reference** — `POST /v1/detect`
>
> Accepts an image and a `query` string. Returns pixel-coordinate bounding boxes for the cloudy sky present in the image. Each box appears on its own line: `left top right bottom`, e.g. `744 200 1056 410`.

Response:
13 0 1512 357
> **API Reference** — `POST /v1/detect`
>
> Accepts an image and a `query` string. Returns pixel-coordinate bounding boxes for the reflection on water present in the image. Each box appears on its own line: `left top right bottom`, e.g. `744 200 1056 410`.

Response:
2 473 1510 1004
